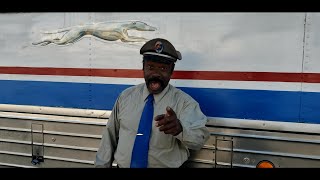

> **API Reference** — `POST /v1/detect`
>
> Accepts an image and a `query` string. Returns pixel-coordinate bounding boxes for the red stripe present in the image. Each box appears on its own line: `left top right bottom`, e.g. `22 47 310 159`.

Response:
0 66 320 83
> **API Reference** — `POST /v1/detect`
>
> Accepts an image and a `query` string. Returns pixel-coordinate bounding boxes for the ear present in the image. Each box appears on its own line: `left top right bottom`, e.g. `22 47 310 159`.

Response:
170 63 175 74
142 59 145 70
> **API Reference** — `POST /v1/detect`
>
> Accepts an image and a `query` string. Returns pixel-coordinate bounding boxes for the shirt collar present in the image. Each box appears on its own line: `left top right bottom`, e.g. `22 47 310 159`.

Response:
143 83 170 104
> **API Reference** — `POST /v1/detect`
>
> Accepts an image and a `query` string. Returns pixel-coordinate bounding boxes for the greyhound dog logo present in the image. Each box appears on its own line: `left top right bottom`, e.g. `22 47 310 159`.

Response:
32 21 157 46
154 41 163 53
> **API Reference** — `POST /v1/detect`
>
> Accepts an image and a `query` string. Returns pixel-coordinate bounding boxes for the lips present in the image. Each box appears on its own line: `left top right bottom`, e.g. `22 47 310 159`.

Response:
149 81 161 91
147 77 164 92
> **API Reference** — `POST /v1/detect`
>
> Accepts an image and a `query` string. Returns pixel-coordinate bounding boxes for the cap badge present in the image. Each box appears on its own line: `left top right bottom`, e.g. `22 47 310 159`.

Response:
154 41 163 53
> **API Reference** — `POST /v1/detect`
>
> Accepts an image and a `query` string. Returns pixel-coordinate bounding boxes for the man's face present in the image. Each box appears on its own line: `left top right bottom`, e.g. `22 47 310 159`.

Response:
143 60 174 94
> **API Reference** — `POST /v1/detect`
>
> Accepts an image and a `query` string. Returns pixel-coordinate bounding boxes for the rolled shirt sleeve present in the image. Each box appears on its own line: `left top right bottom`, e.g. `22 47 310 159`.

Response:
175 100 209 150
95 97 121 168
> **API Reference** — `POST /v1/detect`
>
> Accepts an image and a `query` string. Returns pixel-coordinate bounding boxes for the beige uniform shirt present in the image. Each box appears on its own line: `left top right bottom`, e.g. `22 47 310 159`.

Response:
95 83 209 168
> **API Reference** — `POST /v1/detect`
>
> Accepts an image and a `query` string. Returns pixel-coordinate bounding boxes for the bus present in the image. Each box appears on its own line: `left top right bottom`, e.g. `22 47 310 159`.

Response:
0 12 320 168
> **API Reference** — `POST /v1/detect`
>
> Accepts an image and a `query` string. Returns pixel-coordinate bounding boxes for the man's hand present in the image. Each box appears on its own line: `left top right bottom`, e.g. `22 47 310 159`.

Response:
154 106 182 136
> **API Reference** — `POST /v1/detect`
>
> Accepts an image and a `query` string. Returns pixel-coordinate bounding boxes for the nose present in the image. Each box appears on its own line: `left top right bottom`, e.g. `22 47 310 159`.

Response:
150 73 161 79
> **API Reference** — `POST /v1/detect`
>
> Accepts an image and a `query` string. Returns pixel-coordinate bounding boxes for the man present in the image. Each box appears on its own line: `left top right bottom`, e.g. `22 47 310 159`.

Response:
95 38 209 168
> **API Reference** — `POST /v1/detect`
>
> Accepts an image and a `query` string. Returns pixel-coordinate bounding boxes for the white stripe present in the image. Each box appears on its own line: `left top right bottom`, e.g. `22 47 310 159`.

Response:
143 52 176 60
0 74 311 92
0 74 145 85
171 80 302 92
302 83 320 93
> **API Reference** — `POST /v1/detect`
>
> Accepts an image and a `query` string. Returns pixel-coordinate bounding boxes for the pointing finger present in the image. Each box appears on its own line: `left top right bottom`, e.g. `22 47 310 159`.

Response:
165 106 175 117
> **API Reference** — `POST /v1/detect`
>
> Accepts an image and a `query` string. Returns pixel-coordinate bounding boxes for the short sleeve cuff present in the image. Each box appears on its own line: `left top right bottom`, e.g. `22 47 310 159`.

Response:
175 119 186 142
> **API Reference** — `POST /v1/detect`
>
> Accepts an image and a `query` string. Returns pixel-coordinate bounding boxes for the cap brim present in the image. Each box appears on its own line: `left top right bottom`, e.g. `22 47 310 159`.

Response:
176 51 182 60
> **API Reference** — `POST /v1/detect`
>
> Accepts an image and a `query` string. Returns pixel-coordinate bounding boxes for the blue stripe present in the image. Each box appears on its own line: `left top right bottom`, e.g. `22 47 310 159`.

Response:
180 87 301 122
0 80 129 110
300 92 320 123
0 80 319 123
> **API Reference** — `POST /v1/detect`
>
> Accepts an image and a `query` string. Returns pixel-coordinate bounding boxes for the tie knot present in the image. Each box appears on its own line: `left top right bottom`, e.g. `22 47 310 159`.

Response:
147 94 154 102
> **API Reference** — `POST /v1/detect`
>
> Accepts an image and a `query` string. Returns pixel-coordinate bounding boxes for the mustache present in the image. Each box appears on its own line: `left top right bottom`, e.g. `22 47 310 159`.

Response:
146 77 165 87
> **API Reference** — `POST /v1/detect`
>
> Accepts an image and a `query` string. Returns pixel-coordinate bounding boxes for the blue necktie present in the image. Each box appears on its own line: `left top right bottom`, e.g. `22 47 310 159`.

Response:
130 94 154 168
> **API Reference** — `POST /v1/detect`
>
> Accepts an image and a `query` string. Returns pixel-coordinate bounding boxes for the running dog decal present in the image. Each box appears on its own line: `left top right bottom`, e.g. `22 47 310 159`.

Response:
32 21 157 46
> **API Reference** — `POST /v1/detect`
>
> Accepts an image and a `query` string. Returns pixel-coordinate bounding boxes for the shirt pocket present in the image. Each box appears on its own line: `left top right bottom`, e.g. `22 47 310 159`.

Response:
149 127 174 149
